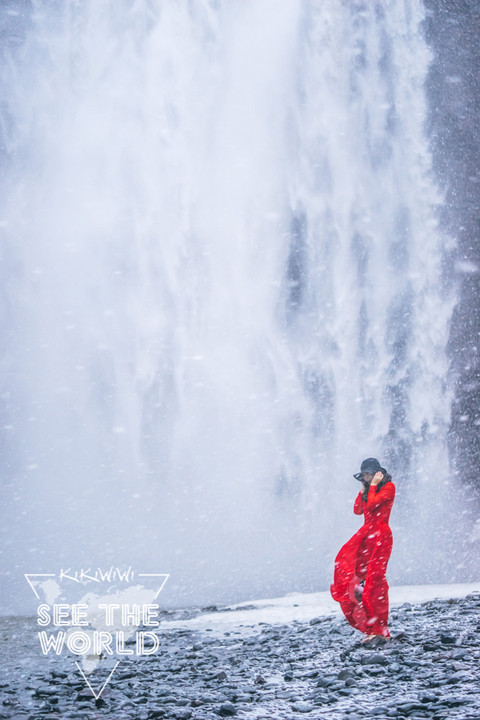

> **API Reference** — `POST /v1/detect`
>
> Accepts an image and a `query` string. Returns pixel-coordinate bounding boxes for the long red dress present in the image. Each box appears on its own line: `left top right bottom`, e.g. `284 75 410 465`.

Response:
330 481 395 637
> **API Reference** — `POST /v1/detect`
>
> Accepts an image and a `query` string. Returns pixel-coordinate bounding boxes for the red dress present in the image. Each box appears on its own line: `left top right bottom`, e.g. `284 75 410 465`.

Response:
330 481 395 637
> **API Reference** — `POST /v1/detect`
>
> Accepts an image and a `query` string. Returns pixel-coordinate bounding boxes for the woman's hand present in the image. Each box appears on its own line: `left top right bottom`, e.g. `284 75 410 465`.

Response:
371 471 384 486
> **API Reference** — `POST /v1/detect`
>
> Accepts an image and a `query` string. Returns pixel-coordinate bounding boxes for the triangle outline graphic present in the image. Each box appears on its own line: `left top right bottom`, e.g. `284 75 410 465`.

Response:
75 660 120 700
137 573 170 599
24 573 56 600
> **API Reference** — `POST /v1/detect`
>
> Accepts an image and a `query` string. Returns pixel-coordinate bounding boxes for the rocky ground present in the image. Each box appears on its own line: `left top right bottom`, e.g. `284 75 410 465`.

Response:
1 592 480 720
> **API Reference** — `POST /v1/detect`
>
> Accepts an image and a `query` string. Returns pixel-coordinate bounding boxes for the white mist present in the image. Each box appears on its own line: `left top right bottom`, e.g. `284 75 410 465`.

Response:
0 1 469 613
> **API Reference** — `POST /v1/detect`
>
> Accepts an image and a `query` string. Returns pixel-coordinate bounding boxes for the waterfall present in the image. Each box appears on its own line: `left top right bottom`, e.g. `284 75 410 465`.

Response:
0 0 469 612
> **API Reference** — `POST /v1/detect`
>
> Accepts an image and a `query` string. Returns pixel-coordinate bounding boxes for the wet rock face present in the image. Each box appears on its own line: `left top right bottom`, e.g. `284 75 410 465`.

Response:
1 593 480 719
424 0 480 480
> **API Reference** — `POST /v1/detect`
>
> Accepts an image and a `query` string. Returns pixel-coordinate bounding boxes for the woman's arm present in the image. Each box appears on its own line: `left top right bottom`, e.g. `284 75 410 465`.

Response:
354 492 364 515
366 481 395 511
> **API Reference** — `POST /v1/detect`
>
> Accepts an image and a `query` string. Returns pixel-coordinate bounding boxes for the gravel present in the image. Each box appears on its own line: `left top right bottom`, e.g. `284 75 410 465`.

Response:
1 592 479 719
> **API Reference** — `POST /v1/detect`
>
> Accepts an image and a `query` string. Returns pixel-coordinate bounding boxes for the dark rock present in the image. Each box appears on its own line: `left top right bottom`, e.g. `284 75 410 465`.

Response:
370 706 389 715
291 701 315 712
156 695 177 704
388 662 401 672
212 671 228 681
363 666 386 676
360 653 388 665
199 693 219 703
277 690 298 699
316 677 335 688
418 691 438 703
117 671 137 680
440 634 456 644
446 671 468 684
396 701 427 715
312 691 330 705
173 711 192 719
403 660 422 668
217 701 237 716
236 685 256 694
427 677 449 687
443 697 468 707
50 671 67 680
396 673 413 682
75 689 95 701
33 686 60 697
423 642 441 652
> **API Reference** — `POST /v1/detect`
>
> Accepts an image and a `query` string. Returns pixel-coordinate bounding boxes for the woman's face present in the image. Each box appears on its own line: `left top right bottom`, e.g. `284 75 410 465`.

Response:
362 472 373 484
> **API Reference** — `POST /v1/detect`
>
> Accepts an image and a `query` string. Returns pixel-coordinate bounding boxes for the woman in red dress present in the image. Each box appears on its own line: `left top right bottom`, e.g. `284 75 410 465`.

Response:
330 458 395 641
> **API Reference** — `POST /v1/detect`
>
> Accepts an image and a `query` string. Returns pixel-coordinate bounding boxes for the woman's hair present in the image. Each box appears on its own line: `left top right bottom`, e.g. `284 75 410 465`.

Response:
377 471 392 490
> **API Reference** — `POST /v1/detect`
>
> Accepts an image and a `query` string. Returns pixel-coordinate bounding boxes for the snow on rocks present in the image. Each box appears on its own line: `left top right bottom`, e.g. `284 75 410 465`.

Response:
0 590 479 719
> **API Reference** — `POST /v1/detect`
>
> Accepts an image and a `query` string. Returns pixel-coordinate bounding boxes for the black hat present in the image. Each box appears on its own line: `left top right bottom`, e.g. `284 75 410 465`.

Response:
353 458 387 482
360 458 382 475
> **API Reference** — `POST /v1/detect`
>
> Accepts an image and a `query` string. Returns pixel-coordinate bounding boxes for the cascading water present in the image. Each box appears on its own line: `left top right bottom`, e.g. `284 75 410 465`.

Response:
0 0 472 613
